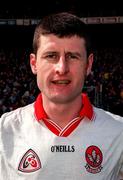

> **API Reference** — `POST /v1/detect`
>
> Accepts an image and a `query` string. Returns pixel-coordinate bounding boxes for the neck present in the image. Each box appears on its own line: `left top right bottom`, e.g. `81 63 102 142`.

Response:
42 95 82 128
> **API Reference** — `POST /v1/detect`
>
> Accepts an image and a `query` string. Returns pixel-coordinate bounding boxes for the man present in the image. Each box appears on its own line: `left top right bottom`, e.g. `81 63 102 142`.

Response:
0 12 123 180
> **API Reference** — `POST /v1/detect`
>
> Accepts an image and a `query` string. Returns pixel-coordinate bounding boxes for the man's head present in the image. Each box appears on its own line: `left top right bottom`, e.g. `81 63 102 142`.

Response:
33 12 92 57
30 12 93 104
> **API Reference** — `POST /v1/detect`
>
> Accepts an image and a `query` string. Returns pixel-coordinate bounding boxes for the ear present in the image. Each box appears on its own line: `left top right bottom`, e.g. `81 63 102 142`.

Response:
30 53 37 75
86 53 94 76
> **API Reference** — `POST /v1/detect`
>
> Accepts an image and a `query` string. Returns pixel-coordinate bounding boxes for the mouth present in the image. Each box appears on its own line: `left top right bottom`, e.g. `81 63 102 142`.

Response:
51 80 71 85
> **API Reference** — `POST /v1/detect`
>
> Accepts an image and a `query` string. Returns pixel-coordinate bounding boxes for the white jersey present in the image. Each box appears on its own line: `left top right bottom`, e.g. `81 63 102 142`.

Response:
0 93 123 180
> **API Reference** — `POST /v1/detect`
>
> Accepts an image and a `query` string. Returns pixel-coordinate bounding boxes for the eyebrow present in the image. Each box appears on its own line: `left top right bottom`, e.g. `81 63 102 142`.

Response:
43 51 58 55
65 51 82 58
42 50 83 58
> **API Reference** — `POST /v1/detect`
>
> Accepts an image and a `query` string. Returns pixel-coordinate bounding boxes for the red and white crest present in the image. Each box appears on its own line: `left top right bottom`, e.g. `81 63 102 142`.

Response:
85 145 103 174
18 149 41 173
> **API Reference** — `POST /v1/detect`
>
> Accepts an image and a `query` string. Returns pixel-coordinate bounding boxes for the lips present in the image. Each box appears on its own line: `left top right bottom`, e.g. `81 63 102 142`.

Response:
51 80 71 84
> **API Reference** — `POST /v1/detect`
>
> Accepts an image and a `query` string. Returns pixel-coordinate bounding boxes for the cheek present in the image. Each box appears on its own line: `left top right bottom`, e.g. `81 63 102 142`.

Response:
36 73 43 90
73 63 87 77
36 62 49 76
36 65 45 88
36 65 52 85
73 65 87 86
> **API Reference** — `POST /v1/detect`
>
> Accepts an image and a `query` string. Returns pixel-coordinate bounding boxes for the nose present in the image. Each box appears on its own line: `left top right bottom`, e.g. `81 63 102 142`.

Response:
55 56 69 75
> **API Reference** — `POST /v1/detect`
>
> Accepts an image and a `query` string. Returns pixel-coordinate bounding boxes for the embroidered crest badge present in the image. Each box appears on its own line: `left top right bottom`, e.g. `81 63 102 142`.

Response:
85 145 103 174
18 149 41 173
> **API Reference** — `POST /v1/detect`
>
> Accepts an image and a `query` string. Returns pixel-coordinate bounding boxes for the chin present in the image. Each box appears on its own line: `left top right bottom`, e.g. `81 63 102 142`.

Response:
49 94 78 104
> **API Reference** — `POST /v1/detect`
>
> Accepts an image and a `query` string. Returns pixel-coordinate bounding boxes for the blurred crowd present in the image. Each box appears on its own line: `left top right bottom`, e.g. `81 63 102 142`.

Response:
85 48 123 116
0 48 39 116
0 47 123 116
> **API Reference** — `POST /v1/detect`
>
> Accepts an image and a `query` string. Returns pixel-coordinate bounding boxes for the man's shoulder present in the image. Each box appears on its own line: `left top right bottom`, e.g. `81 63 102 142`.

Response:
0 103 34 128
94 106 123 128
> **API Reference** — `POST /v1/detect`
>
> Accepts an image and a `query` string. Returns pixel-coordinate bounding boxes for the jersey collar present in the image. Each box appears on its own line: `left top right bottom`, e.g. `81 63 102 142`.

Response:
34 93 94 121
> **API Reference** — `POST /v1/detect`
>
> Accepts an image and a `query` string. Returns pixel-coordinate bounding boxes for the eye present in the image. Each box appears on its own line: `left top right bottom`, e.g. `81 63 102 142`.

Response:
46 54 56 58
66 53 79 60
44 52 58 61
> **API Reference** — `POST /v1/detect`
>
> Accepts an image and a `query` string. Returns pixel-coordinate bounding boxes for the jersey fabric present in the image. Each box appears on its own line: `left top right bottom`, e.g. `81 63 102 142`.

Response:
0 93 123 180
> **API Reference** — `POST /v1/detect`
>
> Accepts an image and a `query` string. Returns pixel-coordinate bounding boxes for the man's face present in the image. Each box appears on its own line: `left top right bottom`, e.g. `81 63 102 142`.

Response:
30 34 93 104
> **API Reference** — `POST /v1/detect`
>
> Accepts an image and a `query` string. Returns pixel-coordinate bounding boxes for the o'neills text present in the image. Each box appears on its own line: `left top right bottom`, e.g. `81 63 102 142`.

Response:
51 145 75 152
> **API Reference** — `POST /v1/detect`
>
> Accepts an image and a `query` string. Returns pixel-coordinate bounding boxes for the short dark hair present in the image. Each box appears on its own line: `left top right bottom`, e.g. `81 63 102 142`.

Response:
33 12 92 56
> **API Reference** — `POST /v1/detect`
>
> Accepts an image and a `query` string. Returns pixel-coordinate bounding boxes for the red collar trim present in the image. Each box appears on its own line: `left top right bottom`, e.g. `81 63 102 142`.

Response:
42 117 82 137
79 93 93 120
34 93 48 120
34 93 93 121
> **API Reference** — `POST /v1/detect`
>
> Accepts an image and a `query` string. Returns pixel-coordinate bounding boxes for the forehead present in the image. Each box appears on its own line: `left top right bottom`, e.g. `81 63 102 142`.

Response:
38 34 86 52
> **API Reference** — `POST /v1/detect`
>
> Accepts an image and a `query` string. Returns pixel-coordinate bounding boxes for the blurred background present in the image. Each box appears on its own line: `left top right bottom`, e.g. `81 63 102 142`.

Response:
0 0 123 116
